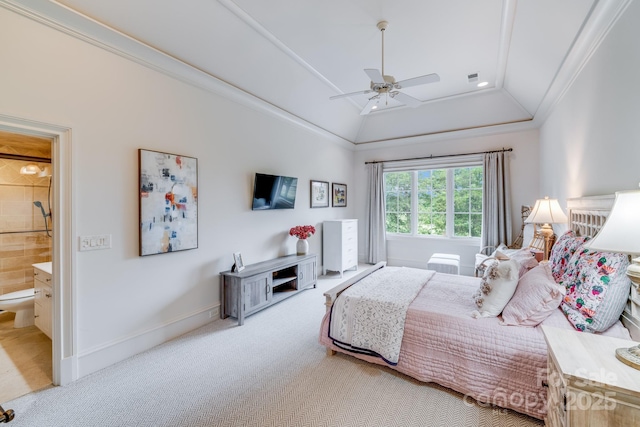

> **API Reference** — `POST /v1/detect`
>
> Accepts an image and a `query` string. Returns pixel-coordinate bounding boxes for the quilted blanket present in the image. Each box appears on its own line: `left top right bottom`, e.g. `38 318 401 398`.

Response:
320 268 631 419
328 266 434 364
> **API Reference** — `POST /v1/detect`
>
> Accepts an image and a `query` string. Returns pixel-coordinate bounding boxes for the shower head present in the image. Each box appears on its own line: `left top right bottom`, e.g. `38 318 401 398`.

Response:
33 201 49 218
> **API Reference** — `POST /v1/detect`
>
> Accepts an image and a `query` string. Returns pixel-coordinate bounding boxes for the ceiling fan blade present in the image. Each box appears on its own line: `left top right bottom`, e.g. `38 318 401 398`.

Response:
360 97 380 115
364 69 385 84
392 92 422 108
395 73 440 89
329 89 373 100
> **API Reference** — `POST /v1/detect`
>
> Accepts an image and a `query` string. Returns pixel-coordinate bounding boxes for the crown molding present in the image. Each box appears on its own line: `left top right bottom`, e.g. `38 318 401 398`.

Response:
0 0 354 149
532 0 633 126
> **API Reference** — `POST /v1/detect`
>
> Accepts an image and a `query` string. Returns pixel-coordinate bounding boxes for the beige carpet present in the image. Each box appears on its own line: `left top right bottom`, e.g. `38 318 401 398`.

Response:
6 267 543 426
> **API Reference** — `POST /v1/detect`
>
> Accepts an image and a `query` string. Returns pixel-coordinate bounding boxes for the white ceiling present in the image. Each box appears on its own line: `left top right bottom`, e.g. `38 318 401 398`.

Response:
5 0 628 144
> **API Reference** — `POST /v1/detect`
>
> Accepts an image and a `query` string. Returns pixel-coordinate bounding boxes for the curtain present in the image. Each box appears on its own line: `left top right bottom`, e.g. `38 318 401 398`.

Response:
365 163 387 263
481 151 512 249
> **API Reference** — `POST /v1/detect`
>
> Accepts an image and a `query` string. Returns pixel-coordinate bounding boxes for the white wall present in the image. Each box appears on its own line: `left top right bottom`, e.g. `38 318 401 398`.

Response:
0 8 356 377
353 128 540 275
539 0 640 201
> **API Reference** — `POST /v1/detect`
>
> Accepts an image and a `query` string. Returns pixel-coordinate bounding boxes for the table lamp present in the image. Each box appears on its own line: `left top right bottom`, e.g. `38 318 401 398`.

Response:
525 196 568 261
582 190 640 370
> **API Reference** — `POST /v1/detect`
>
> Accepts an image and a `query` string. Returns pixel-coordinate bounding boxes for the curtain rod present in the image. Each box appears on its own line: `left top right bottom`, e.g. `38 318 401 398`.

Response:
364 147 512 165
0 153 51 163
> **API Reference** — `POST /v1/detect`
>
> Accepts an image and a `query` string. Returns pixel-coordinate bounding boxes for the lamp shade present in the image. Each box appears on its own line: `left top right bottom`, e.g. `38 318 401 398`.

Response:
525 197 568 225
583 190 640 255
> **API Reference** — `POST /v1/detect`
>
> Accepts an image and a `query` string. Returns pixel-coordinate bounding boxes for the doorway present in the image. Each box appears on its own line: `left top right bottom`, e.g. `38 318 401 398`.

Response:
0 130 53 401
0 115 75 397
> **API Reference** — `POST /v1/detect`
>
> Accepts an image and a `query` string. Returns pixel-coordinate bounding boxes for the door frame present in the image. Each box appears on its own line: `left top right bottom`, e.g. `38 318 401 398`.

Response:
0 114 76 385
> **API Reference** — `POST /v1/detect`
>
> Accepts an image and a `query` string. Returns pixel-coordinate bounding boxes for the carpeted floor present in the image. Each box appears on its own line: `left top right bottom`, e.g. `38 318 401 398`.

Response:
5 266 544 426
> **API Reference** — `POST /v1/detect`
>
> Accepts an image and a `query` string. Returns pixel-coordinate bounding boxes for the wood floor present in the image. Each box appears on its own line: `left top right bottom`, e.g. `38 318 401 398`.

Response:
0 311 52 403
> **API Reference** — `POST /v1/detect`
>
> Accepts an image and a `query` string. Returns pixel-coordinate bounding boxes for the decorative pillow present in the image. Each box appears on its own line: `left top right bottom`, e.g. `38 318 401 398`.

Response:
477 247 538 278
472 259 519 318
501 263 565 326
556 247 585 290
548 231 590 282
500 248 539 278
560 250 631 332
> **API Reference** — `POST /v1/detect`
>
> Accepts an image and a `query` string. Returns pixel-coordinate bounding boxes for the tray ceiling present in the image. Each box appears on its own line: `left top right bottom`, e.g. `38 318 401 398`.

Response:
4 0 629 144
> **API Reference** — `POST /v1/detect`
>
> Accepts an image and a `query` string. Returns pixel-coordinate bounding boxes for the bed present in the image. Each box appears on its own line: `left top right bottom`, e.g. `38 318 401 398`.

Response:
319 195 636 420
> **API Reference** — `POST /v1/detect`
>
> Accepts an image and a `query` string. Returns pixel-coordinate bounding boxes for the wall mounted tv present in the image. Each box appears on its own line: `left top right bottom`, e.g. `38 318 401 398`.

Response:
252 173 298 210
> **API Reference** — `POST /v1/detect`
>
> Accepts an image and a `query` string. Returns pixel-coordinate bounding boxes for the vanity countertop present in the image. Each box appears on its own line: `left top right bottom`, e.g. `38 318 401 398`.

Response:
32 261 52 275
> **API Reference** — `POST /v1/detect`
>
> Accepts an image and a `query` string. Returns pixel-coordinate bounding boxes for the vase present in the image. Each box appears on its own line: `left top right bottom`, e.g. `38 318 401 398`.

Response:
296 238 309 255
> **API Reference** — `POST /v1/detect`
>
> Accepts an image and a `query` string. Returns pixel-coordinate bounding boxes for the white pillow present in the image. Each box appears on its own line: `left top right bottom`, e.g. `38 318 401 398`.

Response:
472 259 519 318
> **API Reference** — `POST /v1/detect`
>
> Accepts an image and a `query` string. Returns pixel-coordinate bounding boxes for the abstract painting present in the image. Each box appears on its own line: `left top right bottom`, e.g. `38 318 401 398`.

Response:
139 149 198 256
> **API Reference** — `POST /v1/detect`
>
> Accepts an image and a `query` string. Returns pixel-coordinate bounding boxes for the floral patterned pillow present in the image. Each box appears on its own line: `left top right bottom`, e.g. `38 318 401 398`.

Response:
548 231 590 282
560 250 631 332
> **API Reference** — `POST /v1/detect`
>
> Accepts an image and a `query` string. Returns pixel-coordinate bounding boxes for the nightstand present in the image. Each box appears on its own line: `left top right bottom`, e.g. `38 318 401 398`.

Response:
542 325 640 426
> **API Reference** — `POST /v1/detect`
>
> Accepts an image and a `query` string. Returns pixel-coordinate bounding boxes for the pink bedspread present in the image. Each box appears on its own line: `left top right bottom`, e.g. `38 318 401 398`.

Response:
319 271 631 420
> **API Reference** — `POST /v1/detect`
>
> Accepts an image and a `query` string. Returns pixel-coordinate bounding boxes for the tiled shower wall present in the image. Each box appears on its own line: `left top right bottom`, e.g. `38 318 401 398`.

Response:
0 159 52 296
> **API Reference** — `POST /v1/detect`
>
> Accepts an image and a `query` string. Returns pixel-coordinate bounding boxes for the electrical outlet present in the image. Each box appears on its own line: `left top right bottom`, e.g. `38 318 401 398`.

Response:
79 234 112 251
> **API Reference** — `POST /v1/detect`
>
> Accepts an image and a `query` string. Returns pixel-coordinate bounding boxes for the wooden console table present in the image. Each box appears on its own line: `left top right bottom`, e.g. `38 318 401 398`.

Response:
220 254 317 325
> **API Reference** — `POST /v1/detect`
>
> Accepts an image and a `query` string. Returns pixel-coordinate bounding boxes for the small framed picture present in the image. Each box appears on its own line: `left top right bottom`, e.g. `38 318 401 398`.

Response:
233 252 245 272
332 183 347 207
310 180 329 208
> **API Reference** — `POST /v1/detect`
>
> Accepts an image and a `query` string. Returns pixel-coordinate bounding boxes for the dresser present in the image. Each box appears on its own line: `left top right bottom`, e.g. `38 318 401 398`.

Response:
33 262 53 339
322 219 357 277
220 254 317 326
542 325 640 426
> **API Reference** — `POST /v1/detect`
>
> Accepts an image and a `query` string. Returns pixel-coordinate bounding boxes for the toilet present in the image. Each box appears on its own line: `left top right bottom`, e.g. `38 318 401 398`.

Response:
0 289 35 328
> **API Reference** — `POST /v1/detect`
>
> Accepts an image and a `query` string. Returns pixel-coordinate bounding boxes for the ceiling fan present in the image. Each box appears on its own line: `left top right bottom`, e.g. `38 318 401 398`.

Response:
330 20 440 115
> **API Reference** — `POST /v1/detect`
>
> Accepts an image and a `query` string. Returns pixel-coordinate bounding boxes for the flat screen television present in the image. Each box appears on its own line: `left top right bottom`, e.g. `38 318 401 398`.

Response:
252 173 298 210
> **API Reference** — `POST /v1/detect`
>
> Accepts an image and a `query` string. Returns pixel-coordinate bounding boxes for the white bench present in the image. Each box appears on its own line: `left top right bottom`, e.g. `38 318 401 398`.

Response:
427 253 460 275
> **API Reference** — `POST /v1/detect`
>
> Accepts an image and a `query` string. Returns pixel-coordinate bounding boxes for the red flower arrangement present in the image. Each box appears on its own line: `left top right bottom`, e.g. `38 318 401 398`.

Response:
289 225 316 240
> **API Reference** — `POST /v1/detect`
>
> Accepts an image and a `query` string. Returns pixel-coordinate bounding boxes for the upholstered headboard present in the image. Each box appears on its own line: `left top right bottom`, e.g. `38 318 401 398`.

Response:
566 194 640 340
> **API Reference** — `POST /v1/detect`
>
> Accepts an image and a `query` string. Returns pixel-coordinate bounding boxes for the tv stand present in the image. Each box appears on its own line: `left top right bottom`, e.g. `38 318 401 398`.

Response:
220 254 317 325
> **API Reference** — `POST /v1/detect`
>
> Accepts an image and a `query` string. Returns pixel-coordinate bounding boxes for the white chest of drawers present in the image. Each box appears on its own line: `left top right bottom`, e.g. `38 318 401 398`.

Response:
322 219 358 277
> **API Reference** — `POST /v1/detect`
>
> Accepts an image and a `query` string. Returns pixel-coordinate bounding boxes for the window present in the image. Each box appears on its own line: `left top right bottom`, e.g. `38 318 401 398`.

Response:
384 166 483 238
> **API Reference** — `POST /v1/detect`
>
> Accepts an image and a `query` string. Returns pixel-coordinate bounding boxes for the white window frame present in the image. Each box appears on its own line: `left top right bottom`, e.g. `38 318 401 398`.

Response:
383 155 483 241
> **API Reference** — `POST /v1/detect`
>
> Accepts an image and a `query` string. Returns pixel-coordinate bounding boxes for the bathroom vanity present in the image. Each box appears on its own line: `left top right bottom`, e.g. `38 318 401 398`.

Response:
33 262 52 339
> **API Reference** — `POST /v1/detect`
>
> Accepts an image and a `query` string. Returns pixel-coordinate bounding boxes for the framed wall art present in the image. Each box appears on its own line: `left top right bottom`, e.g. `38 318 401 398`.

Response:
310 180 329 208
139 149 198 256
332 183 347 207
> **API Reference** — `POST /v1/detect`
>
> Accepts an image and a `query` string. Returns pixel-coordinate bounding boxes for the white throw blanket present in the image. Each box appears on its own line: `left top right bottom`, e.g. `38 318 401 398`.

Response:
328 267 434 365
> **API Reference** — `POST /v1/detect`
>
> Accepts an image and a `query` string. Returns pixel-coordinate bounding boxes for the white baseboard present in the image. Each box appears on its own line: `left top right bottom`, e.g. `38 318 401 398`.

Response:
76 305 220 378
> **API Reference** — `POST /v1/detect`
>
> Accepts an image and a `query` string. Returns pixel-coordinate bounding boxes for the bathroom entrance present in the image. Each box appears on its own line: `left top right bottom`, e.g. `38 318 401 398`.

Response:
0 130 54 403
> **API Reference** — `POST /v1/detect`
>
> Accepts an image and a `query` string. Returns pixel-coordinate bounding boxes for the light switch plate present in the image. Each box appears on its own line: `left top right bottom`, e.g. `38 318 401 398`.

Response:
79 234 111 251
